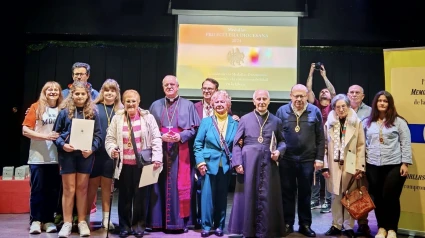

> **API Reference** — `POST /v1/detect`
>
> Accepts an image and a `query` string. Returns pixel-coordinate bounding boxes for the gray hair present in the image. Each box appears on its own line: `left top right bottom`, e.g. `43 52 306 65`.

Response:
162 75 179 86
331 94 351 110
348 84 364 94
252 90 270 99
72 62 91 75
211 90 232 108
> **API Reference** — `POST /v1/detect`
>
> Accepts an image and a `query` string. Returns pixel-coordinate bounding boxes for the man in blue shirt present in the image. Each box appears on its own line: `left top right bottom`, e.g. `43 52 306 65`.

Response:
276 84 325 237
62 62 99 100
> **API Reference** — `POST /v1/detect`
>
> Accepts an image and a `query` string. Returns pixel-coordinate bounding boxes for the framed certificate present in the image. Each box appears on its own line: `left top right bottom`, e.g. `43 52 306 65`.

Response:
70 118 94 151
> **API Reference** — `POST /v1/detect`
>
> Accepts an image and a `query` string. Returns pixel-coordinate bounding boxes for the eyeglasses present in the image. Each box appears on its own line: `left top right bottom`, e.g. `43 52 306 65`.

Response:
202 87 215 92
73 73 87 76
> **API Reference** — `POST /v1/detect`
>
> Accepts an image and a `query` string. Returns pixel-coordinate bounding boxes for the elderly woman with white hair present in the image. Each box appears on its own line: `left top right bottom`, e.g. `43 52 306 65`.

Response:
322 94 365 238
193 90 239 237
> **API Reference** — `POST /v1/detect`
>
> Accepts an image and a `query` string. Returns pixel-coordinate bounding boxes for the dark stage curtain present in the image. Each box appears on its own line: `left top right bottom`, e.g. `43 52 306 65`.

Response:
12 42 385 169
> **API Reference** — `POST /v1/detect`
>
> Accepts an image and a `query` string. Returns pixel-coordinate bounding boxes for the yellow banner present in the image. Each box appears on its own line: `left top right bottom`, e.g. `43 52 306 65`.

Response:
384 47 425 236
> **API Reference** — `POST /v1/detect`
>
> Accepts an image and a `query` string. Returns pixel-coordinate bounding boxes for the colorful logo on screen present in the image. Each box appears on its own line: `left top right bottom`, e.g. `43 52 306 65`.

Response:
249 48 260 64
227 48 245 66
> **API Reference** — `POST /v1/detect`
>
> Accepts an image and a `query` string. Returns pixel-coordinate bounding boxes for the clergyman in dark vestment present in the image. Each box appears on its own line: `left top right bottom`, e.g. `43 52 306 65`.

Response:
228 90 286 238
147 75 200 232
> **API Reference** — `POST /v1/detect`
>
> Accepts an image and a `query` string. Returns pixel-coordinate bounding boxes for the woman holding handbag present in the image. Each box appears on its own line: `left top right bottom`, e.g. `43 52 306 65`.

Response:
193 90 238 237
105 89 163 238
322 94 365 238
363 91 412 238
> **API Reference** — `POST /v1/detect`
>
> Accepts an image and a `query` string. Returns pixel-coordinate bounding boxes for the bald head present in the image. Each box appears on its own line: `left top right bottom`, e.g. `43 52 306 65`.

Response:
348 85 364 94
290 84 308 110
291 84 308 94
347 84 365 107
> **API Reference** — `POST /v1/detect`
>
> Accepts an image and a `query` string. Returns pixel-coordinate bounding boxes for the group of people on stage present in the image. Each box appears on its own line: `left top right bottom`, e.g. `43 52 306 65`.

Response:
22 61 412 238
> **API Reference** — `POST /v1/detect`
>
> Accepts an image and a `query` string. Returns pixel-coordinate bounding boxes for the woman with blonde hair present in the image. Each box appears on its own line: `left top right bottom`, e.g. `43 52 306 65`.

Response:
23 81 63 234
193 90 238 237
86 79 123 229
105 89 162 238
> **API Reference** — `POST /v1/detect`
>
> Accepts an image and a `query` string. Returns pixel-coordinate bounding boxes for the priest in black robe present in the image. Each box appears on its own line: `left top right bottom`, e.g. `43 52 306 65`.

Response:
228 89 286 238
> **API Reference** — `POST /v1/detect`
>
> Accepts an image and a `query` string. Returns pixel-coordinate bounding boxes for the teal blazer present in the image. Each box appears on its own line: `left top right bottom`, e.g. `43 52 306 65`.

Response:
194 115 238 175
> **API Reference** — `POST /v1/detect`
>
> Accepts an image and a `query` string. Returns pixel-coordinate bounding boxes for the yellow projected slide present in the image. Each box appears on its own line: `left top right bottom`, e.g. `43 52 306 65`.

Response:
176 24 298 99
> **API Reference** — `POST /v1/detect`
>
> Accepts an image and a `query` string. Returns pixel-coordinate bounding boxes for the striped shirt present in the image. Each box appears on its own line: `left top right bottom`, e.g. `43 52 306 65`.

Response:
122 113 143 165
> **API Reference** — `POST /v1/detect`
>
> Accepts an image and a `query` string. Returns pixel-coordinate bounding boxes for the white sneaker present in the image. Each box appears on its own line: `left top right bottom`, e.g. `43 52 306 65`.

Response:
78 221 91 237
43 222 57 233
102 218 115 230
29 221 42 234
387 230 397 238
58 222 72 238
375 228 387 238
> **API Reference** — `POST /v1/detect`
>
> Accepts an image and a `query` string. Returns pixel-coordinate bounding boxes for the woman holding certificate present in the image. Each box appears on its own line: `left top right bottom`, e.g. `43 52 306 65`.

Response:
105 89 162 238
193 90 238 237
53 81 102 238
86 79 123 229
322 94 365 238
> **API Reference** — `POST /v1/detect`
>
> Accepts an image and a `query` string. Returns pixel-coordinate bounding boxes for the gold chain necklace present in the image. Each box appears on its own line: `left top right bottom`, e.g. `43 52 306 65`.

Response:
253 110 269 143
295 114 301 132
377 119 385 144
103 103 115 126
164 97 180 131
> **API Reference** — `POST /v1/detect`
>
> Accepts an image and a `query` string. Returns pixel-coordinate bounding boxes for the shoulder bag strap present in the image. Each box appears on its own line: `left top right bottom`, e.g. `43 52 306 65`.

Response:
127 113 142 168
211 116 232 162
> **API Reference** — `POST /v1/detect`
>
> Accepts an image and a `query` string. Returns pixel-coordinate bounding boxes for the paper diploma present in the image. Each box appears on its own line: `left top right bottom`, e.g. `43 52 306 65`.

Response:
69 118 94 151
139 164 163 188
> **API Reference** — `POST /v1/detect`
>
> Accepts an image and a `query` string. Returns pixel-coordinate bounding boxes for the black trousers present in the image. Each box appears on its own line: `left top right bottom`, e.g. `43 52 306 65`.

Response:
118 164 149 233
29 164 61 223
366 163 407 231
279 160 315 226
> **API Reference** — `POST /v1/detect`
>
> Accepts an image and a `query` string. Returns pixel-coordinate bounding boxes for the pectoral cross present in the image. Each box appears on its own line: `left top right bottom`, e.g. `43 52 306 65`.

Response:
166 126 173 132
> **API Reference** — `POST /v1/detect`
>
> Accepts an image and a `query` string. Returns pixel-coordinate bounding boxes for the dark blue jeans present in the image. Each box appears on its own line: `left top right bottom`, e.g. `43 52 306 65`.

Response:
279 160 315 226
311 170 332 205
29 164 61 224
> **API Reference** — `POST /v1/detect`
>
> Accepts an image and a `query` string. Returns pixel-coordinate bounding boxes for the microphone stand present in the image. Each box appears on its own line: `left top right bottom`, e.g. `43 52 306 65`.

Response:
106 149 120 238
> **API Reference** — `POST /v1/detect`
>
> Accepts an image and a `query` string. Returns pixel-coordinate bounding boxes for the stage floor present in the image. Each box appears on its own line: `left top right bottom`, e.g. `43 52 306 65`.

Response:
0 191 412 238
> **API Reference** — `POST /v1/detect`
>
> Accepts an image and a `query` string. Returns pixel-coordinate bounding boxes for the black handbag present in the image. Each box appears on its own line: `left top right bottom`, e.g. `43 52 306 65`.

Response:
128 114 153 168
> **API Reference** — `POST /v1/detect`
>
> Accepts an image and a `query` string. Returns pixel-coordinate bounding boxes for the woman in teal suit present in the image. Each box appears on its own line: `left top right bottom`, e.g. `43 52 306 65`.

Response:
194 90 238 237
